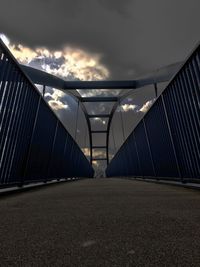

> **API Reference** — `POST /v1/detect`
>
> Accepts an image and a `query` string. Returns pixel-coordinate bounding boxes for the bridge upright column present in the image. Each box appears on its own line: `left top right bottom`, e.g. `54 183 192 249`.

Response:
161 94 182 180
22 95 42 185
143 118 157 178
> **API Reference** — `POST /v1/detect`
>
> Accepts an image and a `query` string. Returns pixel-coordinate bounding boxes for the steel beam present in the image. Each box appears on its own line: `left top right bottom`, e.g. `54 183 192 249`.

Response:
92 158 107 161
80 97 118 102
20 62 181 93
91 130 108 133
64 80 137 90
20 65 65 89
92 146 107 149
88 114 110 118
20 64 180 91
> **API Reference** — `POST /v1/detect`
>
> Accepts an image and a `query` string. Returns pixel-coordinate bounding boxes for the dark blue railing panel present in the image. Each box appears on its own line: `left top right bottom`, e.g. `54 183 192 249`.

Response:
134 121 155 177
0 39 94 187
106 43 200 182
144 98 179 177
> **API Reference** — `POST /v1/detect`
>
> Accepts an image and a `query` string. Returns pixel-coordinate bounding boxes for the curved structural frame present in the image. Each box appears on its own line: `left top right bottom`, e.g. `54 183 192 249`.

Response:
21 63 181 165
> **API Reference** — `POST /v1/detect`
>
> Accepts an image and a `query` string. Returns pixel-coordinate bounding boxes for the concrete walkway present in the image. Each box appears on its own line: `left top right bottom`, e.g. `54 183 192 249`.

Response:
0 178 200 267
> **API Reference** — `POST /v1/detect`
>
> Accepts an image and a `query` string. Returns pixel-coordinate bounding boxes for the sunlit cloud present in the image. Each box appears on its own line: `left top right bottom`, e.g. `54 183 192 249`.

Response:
35 85 70 111
2 34 109 82
46 88 66 100
77 89 121 97
82 148 99 167
120 103 138 112
81 148 108 172
82 148 90 157
0 33 10 47
139 99 155 113
93 117 106 124
48 99 69 111
116 99 155 114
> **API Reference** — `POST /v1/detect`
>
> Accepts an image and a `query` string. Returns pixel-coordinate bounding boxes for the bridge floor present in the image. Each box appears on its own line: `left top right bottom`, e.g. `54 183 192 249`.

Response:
0 178 200 266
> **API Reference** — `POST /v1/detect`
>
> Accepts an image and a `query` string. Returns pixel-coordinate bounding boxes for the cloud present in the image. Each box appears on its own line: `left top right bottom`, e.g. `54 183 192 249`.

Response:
0 33 10 47
138 99 155 113
82 147 111 177
48 99 69 111
77 89 121 97
98 0 133 16
93 117 106 124
0 0 199 80
81 147 107 167
5 39 109 81
120 103 138 112
35 85 70 110
117 97 139 113
81 148 90 157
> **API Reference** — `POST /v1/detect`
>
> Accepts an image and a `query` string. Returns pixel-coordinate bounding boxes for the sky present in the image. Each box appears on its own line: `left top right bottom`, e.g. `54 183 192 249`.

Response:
0 0 199 174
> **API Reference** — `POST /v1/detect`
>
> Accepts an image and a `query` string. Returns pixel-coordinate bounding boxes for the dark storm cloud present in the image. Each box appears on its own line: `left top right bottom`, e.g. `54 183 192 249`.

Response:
0 0 199 79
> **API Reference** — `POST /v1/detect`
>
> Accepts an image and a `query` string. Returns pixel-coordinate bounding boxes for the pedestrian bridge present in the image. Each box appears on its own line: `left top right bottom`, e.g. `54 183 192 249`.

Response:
0 38 200 184
0 38 200 265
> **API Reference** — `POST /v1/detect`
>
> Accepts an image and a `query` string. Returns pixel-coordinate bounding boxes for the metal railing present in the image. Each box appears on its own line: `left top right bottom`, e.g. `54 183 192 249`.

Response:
0 39 94 187
106 43 200 182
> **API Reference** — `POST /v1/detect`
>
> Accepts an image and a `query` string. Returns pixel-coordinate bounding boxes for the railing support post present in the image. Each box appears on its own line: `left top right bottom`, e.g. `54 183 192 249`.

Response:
22 95 42 186
143 118 157 178
161 94 182 180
